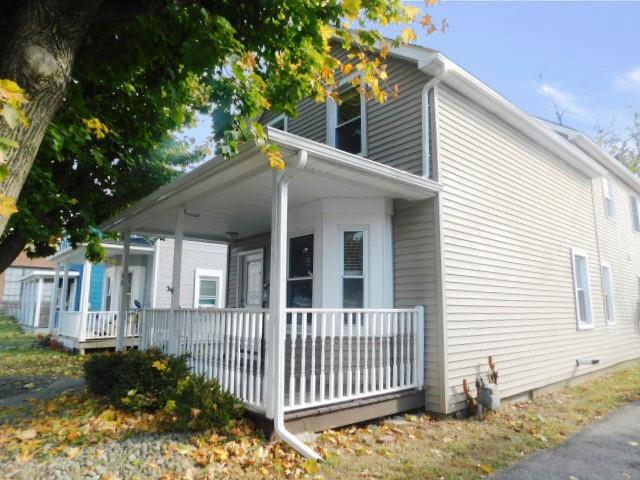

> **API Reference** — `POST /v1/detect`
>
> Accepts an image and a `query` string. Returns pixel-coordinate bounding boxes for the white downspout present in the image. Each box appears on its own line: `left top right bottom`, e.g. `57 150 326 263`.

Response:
269 149 320 460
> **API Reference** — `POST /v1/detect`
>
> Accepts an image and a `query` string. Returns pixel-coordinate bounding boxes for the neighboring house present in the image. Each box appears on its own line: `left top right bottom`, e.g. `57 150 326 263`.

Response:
31 237 228 352
0 252 55 318
99 43 640 455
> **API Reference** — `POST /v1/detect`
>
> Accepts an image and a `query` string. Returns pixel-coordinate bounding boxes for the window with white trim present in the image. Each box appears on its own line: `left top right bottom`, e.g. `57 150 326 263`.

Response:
631 194 640 232
601 263 615 324
572 250 593 328
342 230 365 308
602 176 615 218
267 114 287 132
330 85 365 155
287 234 313 308
195 272 221 308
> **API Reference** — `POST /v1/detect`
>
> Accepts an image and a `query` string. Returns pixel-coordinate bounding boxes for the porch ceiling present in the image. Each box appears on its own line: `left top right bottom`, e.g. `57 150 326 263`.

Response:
101 129 442 242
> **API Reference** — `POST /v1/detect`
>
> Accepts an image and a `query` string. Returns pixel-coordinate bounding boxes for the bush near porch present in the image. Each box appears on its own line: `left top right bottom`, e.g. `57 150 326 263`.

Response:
84 349 244 431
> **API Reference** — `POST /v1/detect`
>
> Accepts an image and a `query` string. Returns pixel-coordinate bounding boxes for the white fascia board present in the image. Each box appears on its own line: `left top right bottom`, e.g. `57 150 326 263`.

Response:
48 243 154 263
419 54 606 179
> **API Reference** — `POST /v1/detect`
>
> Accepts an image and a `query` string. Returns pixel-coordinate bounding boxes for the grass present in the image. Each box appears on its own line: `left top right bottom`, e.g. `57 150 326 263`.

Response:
0 315 85 379
316 362 640 479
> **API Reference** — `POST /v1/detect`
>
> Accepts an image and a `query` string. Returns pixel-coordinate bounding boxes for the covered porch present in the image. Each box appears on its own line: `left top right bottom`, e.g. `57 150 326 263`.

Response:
48 241 155 350
102 129 440 453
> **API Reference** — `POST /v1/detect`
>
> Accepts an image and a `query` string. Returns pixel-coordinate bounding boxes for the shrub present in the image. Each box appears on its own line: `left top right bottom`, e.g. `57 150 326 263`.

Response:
84 349 190 412
34 334 51 347
163 375 244 431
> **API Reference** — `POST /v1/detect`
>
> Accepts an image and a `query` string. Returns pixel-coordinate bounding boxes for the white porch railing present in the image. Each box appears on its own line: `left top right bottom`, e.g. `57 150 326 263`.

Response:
283 307 424 411
56 310 140 342
139 306 424 414
140 308 267 411
84 310 140 340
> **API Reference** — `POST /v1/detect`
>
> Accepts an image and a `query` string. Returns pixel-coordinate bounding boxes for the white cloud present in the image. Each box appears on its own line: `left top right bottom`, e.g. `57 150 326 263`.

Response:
615 67 640 95
536 83 590 119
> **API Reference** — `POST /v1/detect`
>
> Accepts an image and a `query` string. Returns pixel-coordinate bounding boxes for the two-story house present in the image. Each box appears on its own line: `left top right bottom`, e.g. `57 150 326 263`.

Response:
99 43 640 458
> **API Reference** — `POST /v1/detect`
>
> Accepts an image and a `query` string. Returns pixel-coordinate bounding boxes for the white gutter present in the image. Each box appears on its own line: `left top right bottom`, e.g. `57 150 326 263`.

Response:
269 149 320 460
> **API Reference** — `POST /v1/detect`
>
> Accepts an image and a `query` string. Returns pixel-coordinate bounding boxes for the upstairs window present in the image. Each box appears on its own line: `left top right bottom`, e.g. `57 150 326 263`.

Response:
602 176 615 218
287 234 313 308
631 194 640 232
267 114 288 132
342 230 365 308
601 263 615 324
572 249 593 329
329 84 366 155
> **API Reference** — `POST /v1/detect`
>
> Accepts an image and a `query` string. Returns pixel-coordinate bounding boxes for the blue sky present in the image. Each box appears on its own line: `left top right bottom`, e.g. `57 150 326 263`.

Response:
180 1 640 145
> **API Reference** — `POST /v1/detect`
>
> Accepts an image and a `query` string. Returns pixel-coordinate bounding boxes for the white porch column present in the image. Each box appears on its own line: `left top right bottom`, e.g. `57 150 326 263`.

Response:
168 208 185 355
60 263 70 312
116 232 131 351
79 260 92 341
48 264 61 333
33 278 44 328
266 170 288 418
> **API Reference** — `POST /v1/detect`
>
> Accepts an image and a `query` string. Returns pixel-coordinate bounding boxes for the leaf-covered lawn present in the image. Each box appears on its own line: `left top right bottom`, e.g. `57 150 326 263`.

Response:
0 315 84 382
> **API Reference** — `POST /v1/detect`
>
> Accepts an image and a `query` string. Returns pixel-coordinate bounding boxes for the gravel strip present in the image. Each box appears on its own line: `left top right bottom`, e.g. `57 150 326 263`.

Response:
0 432 211 480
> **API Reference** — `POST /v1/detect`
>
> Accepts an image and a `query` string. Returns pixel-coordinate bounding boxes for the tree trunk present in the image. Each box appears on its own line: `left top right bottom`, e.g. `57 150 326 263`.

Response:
0 0 102 235
0 228 28 273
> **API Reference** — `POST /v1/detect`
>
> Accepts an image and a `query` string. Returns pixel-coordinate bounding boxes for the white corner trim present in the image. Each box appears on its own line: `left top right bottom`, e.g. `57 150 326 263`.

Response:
570 247 595 331
193 268 226 308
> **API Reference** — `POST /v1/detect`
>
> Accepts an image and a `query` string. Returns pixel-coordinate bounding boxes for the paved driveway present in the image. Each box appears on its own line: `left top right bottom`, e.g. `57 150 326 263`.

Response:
495 402 640 480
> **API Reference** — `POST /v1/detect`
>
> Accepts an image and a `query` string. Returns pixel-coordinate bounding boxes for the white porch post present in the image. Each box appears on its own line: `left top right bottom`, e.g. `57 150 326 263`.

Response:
33 278 44 328
48 264 61 333
168 208 185 355
116 232 131 351
60 263 70 312
78 261 92 341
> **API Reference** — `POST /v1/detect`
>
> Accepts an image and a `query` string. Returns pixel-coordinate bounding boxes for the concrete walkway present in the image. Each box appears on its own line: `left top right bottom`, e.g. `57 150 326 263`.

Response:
0 377 85 408
495 401 640 480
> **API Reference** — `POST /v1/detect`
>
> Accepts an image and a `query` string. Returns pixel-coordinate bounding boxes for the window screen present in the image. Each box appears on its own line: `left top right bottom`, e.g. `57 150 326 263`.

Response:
603 177 615 218
632 195 640 232
2 267 26 302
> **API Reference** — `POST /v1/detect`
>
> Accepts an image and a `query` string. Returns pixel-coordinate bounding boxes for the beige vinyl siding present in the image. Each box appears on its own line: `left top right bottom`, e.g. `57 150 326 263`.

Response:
261 48 429 175
154 239 228 308
590 173 640 360
436 84 618 411
393 198 441 410
227 233 271 308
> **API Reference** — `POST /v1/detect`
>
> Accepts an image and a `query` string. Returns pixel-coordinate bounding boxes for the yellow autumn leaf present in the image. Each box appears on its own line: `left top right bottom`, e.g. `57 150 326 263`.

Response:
478 463 495 474
0 194 18 217
341 63 354 76
82 117 110 140
342 0 361 19
152 360 167 371
425 0 439 5
400 27 417 44
0 79 28 106
421 14 433 27
16 429 37 441
403 5 421 20
303 459 318 474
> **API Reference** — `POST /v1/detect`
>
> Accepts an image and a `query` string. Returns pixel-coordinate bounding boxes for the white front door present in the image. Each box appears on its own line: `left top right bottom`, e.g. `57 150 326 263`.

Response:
240 252 263 308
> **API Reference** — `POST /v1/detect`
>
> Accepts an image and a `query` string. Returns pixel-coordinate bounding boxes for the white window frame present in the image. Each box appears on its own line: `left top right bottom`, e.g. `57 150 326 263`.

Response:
600 261 616 325
631 194 640 232
327 73 367 156
193 268 225 308
338 226 369 308
602 176 615 219
571 248 594 330
267 114 288 132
